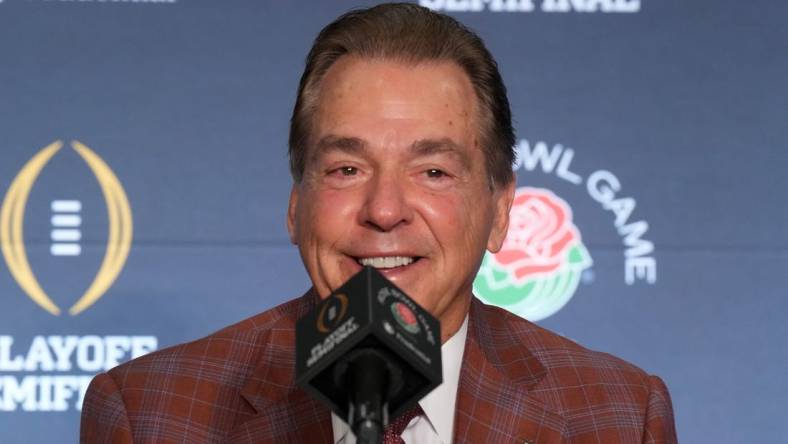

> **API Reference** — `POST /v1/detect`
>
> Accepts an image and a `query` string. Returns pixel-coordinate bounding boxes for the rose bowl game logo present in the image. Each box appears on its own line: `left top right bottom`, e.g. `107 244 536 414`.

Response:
474 187 592 322
391 301 420 335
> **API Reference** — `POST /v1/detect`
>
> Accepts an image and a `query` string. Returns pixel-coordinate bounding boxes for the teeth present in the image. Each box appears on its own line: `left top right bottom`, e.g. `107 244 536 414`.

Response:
358 256 415 269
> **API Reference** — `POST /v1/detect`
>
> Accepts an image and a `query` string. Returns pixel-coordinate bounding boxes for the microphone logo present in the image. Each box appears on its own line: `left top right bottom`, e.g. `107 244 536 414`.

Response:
390 302 420 335
316 292 348 333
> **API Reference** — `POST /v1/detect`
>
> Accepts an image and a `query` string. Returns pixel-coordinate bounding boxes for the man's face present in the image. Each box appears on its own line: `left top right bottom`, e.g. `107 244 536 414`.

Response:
288 57 513 341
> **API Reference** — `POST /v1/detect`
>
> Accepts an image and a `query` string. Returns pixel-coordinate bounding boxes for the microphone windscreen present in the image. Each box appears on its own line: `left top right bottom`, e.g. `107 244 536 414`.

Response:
295 266 442 421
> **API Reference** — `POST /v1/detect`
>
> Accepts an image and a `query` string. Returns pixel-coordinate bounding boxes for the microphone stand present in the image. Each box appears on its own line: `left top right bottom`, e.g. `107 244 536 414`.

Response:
340 348 400 444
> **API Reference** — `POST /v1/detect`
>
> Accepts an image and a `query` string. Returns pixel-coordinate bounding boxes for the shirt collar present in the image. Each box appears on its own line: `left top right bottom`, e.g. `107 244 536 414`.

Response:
331 315 469 443
417 313 468 443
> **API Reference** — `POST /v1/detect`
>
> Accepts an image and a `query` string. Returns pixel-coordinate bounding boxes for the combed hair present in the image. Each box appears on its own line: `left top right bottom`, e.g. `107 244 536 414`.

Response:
288 2 515 186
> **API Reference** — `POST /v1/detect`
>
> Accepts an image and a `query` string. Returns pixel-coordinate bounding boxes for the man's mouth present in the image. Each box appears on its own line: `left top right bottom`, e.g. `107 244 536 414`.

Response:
355 256 420 269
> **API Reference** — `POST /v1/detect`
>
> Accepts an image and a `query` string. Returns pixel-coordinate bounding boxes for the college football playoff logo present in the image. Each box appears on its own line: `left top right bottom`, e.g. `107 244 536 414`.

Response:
474 187 592 321
0 140 133 315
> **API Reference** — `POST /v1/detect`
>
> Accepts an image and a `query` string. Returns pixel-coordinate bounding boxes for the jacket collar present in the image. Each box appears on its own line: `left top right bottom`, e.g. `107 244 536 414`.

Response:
453 298 567 443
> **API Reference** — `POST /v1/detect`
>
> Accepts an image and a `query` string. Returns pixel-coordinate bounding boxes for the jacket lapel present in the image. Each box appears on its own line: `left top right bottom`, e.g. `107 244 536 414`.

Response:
454 299 566 443
228 292 334 444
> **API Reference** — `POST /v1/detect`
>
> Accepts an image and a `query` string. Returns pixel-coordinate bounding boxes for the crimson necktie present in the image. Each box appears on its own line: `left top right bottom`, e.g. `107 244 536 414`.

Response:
381 404 424 444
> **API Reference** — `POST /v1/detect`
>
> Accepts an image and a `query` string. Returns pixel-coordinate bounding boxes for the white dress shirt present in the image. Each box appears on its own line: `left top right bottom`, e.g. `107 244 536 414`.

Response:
331 315 469 444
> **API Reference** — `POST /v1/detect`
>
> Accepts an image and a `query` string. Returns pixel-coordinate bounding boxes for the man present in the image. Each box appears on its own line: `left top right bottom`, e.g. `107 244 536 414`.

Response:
81 3 677 443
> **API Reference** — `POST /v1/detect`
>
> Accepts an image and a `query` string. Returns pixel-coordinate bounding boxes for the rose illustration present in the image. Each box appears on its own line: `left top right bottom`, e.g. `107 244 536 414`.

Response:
492 187 579 281
473 187 592 321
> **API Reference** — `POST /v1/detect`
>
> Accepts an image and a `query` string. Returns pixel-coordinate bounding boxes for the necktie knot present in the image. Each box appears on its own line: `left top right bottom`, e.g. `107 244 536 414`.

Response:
382 404 423 444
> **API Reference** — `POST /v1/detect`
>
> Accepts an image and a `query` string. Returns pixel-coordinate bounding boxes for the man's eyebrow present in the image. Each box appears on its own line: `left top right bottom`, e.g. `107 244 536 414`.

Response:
313 135 367 158
411 138 472 168
311 136 471 168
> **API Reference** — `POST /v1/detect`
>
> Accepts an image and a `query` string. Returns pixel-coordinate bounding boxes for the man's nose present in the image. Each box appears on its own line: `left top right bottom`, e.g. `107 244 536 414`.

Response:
359 173 413 232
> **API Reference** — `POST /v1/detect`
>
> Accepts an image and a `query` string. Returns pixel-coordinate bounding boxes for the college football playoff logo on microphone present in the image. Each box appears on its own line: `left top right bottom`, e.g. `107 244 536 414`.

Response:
317 292 349 333
474 187 592 322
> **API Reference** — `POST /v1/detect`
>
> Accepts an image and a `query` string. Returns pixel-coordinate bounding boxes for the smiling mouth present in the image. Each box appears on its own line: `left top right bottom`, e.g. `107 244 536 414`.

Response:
355 256 421 269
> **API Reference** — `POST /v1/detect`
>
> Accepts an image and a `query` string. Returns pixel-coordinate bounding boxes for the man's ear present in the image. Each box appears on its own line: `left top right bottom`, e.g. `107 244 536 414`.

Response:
486 179 515 253
287 184 299 245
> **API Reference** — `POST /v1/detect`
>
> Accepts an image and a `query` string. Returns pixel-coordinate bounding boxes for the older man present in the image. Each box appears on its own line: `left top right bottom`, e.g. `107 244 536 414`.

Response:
81 3 676 443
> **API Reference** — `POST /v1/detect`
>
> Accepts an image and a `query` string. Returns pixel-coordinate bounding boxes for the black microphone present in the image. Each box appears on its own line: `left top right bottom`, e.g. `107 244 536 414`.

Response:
295 266 442 444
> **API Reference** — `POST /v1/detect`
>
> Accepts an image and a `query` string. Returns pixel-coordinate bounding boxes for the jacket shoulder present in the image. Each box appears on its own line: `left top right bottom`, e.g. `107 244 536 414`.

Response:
81 295 310 442
475 302 677 441
481 302 653 385
107 296 305 385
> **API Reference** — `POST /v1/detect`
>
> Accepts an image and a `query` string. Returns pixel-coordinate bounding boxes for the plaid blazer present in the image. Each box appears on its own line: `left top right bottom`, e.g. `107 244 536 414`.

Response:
81 292 677 443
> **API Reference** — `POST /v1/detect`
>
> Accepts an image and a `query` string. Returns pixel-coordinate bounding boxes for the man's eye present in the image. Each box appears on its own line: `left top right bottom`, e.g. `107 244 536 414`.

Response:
332 166 357 176
425 168 447 179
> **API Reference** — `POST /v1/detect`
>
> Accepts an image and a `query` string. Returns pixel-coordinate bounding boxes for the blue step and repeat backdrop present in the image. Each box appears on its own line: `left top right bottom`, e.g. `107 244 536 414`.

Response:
1 0 786 442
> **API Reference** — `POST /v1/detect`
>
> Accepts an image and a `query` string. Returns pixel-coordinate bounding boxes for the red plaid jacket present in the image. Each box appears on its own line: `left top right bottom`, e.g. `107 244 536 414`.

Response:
81 292 677 443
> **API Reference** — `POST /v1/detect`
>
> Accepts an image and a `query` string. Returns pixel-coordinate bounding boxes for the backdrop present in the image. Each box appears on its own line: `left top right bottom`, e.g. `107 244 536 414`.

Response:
1 1 786 442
